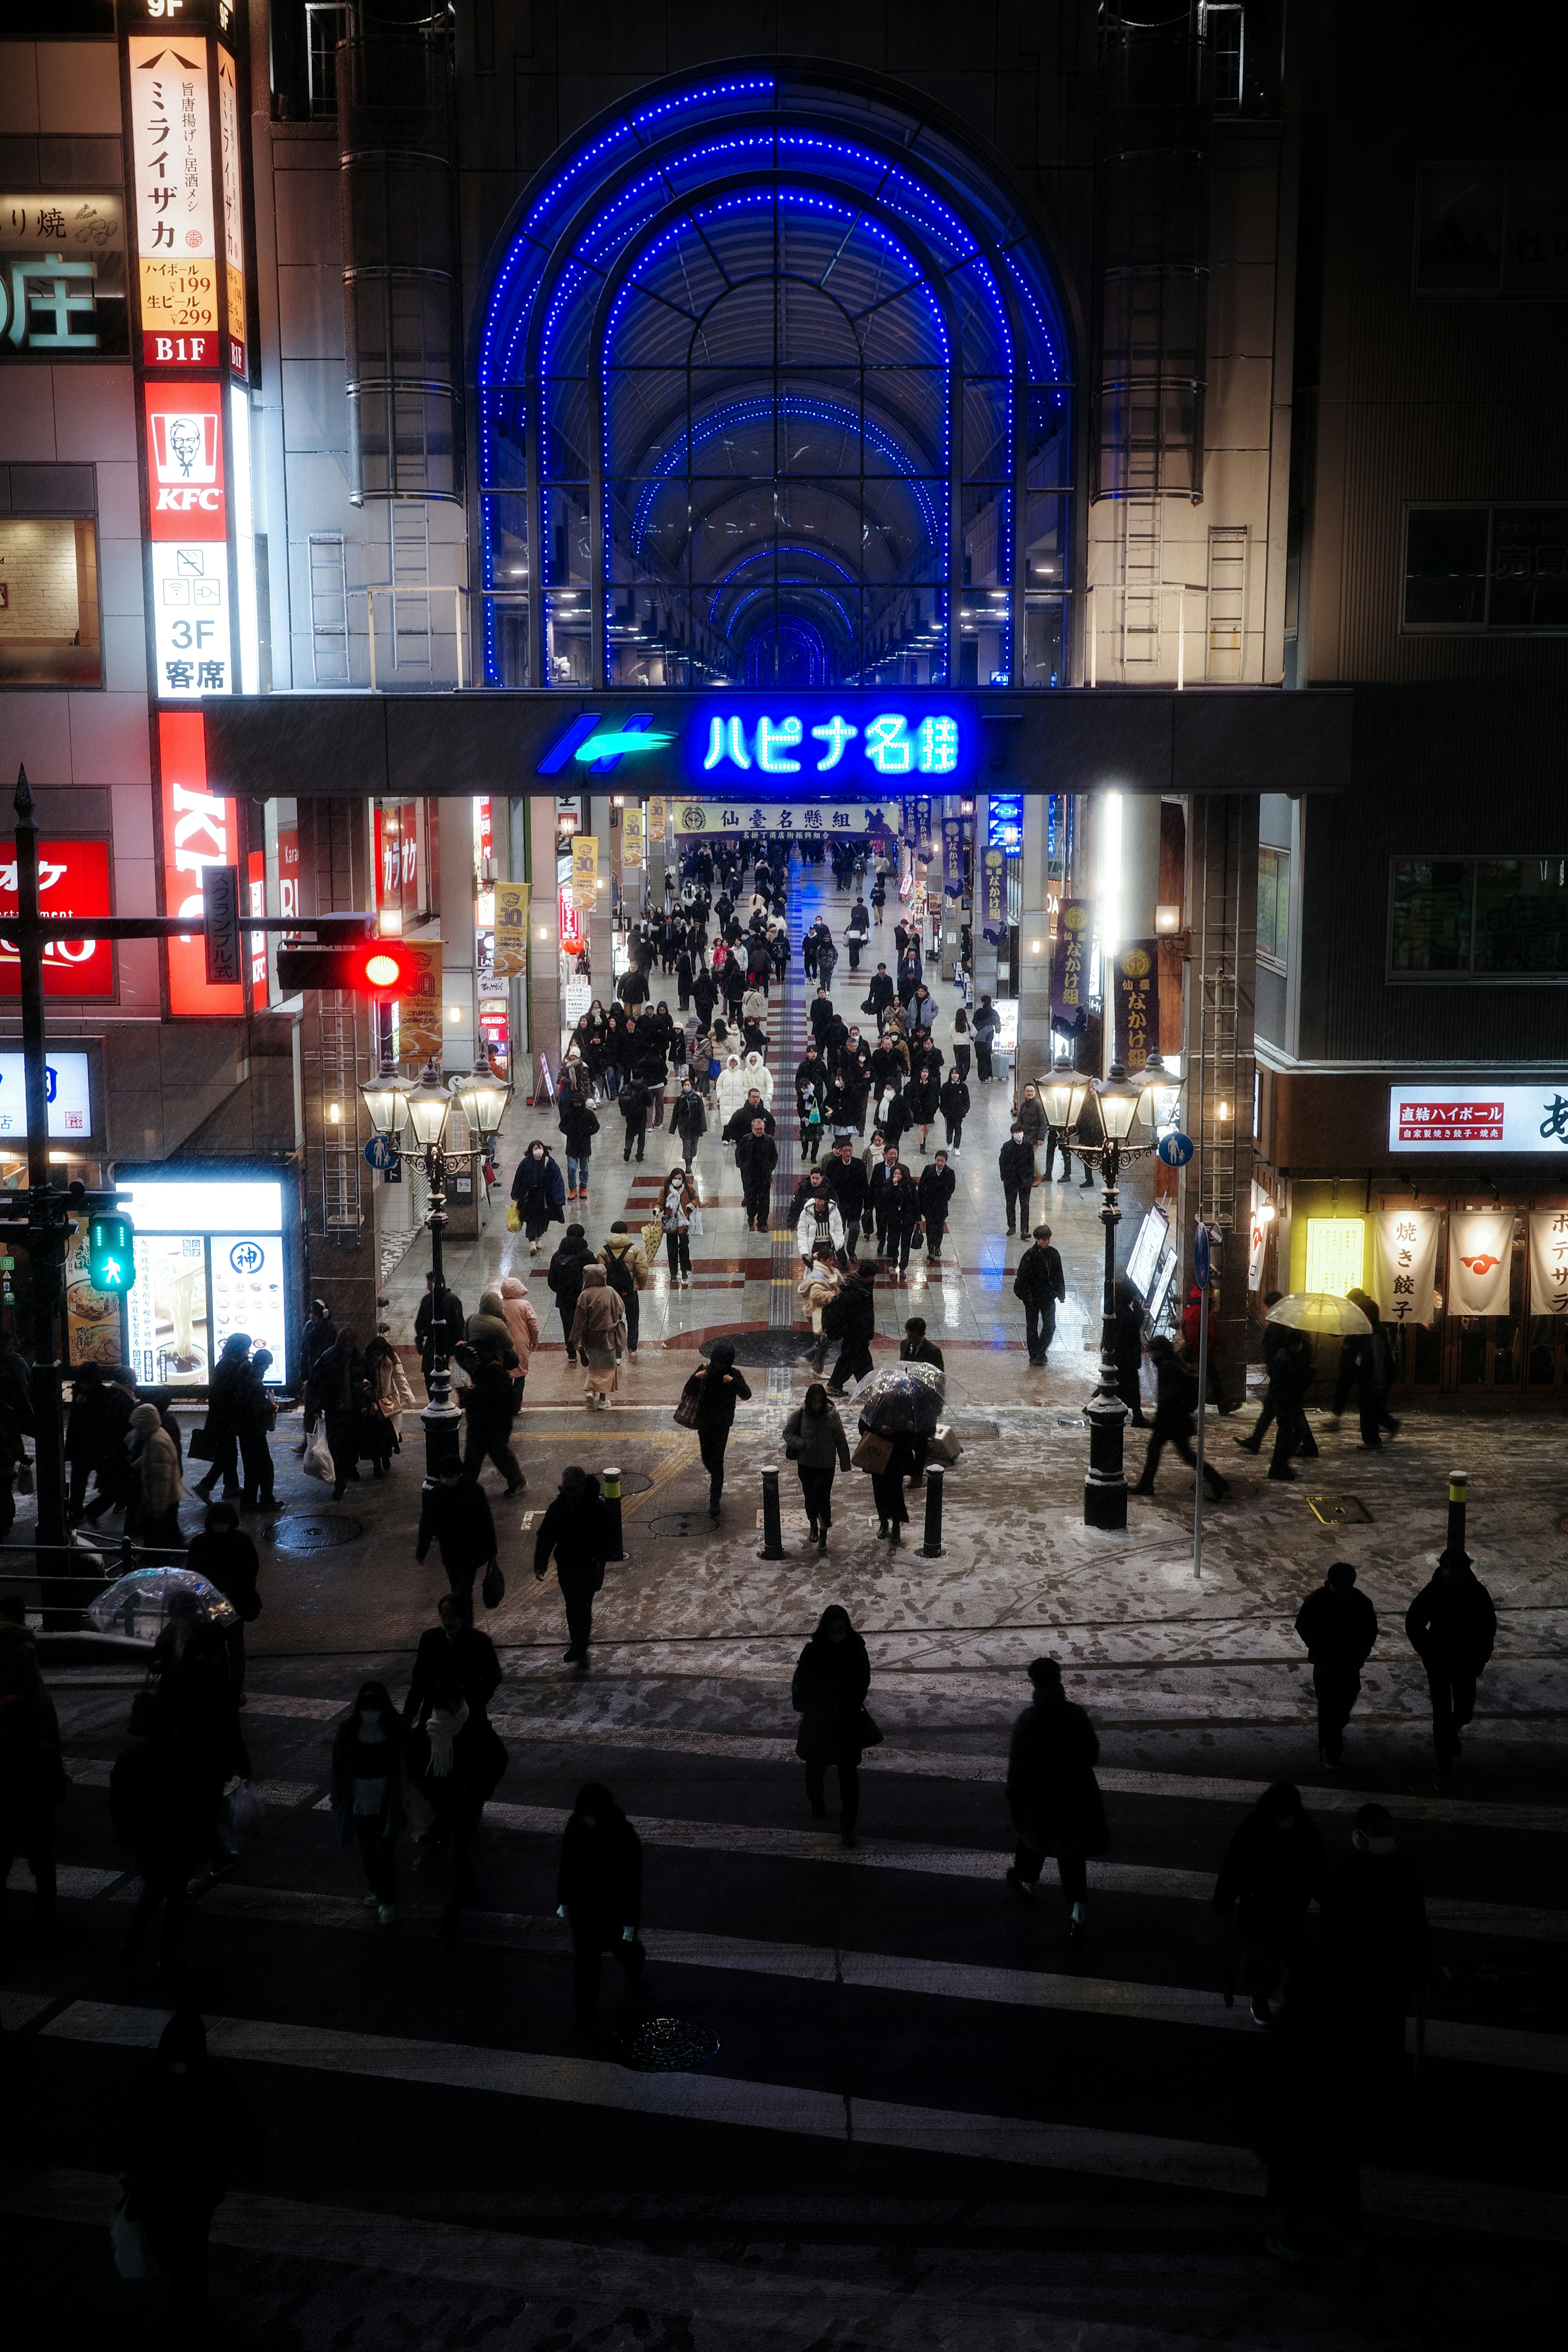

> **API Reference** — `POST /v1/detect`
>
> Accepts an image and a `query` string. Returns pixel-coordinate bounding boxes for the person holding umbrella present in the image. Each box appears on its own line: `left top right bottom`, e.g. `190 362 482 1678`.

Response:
855 1361 941 1544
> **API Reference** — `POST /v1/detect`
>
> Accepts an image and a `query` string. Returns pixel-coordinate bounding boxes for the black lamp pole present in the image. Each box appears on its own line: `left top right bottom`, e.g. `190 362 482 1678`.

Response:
11 771 72 1579
418 1135 463 1486
1083 1130 1129 1529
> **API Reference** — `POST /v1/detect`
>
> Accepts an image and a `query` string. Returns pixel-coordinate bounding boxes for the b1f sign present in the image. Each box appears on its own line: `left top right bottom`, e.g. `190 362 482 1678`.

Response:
1388 1084 1568 1154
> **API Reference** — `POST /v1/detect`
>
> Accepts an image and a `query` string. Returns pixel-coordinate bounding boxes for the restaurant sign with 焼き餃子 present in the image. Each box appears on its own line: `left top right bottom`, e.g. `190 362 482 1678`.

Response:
1387 1083 1568 1153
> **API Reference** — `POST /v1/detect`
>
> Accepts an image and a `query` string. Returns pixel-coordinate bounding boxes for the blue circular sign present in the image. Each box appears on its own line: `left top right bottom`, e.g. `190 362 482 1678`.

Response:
364 1136 398 1172
228 1241 265 1276
1156 1129 1194 1168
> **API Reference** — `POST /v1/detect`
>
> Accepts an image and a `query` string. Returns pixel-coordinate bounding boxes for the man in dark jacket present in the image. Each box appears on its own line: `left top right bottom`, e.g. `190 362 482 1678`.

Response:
403 1591 502 1726
737 1118 778 1232
825 1260 878 1394
1237 1295 1291 1454
938 1071 970 1151
824 1138 871 1240
998 1124 1035 1238
670 1077 707 1167
558 1782 644 2030
916 1151 956 1263
65 1361 134 1520
1013 1224 1066 1365
533 1464 614 1670
1321 1803 1429 2106
1212 1782 1327 2025
183 1504 261 1698
414 1275 465 1391
1004 1656 1109 1940
557 1096 600 1200
548 1225 595 1361
617 1075 652 1163
722 1089 775 1145
1296 1562 1379 1767
415 1465 498 1622
1404 1547 1497 1781
863 963 895 1021
1134 1336 1229 1500
1260 1330 1317 1483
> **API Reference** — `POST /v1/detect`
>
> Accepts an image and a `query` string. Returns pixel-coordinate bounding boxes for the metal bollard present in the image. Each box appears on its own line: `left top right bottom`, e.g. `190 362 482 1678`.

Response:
921 1463 944 1558
1446 1467 1468 1562
758 1464 784 1560
602 1465 625 1564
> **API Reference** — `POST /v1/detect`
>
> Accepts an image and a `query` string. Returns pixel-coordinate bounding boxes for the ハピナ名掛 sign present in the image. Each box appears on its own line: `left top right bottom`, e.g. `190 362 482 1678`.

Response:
538 702 971 787
1388 1084 1568 1153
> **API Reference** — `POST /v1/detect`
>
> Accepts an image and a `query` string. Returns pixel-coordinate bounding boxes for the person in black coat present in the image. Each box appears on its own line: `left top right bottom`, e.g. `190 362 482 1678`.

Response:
1212 1782 1328 2025
680 1343 753 1523
998 1124 1035 1238
1133 1336 1229 1499
824 1138 871 1239
533 1463 615 1669
548 1224 595 1361
1112 1275 1148 1427
938 1071 971 1151
670 1077 707 1165
310 1327 371 1500
119 2009 261 2334
880 1163 922 1275
404 1592 502 1726
195 1331 252 1503
1013 1225 1066 1365
415 1466 498 1622
916 1152 956 1263
414 1275 465 1392
65 1360 134 1521
183 1503 261 1699
617 1074 652 1162
825 1260 878 1394
1295 1561 1379 1766
1321 1803 1429 2112
1238 1296 1292 1455
792 1604 873 1844
458 1350 525 1495
410 1671 508 1945
1256 1329 1317 1482
1004 1656 1109 1940
736 1118 777 1231
558 1782 644 2030
1404 1546 1497 1781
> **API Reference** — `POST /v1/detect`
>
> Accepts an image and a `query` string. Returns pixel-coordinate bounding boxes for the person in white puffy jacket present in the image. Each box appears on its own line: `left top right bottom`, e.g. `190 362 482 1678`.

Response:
744 1049 774 1107
715 1052 751 1126
795 1191 846 1267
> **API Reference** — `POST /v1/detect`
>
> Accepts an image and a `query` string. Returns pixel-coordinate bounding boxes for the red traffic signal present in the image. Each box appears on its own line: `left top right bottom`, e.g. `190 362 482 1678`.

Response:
275 938 418 998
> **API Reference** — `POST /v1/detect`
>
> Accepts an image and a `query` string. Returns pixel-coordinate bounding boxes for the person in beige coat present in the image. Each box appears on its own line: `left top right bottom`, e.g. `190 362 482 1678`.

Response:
498 1275 542 1382
129 1400 183 1549
568 1265 626 1408
599 1223 652 1356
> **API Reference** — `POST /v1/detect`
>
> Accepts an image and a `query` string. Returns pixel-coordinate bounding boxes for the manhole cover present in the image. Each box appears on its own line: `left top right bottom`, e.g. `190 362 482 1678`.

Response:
699 1328 815 1367
269 1515 365 1552
609 2015 720 2073
606 1470 652 1497
1304 1494 1372 1527
1558 1513 1568 1535
648 1512 707 1539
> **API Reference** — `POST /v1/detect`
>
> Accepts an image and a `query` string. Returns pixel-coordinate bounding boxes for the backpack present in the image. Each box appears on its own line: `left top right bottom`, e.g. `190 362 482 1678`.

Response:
601 1244 636 1299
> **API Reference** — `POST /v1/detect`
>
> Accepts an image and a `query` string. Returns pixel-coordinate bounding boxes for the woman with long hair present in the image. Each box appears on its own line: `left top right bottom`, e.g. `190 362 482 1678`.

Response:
791 1604 873 1845
660 1163 702 1285
781 1381 850 1554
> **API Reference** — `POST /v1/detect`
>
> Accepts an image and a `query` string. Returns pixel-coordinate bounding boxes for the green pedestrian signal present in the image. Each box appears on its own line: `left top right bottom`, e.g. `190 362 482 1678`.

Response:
88 1212 134 1294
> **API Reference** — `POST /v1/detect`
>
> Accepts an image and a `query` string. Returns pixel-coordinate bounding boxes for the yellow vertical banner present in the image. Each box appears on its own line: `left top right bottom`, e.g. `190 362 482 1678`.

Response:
571 835 599 907
492 882 530 978
648 795 666 841
397 938 444 1065
621 807 644 868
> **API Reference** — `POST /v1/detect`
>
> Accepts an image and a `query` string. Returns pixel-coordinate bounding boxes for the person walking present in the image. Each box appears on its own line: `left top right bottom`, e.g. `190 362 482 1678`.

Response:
414 1464 499 1623
798 1246 844 1373
570 1263 626 1409
916 1149 956 1264
856 1389 920 1543
183 1503 261 1700
533 1464 615 1671
498 1275 542 1397
938 1069 971 1152
950 1002 973 1084
737 1114 778 1232
906 1059 939 1154
415 1274 465 1394
1295 1562 1379 1767
998 1123 1035 1238
1255 1329 1317 1482
128 1401 185 1550
1133 1336 1229 1501
363 1327 414 1476
1321 1803 1429 2116
65 1360 131 1521
973 995 1000 1082
824 1258 878 1396
310 1326 370 1501
670 1075 708 1167
0 1628 66 1951
548 1223 595 1363
558 1095 600 1207
118 2010 261 2338
1212 1782 1328 2027
792 1603 873 1846
512 1138 567 1253
600 1220 651 1357
194 1331 251 1503
679 1342 751 1524
404 1592 502 1727
845 898 870 971
557 1782 644 2031
782 1381 851 1554
617 1072 652 1164
411 1673 508 1947
300 1296 338 1448
660 1165 701 1284
795 1177 847 1270
1004 1655 1109 1943
824 1135 871 1244
881 1162 922 1277
1013 1224 1066 1366
1112 1276 1149 1428
1404 1544 1497 1786
457 1347 526 1491
330 1680 429 1927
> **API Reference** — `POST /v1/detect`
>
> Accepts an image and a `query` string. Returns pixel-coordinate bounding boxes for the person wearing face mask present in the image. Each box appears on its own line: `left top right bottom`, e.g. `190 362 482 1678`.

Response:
511 1138 567 1252
1212 1782 1328 2028
781 1381 851 1554
330 1679 429 1927
791 1604 873 1846
558 1782 644 2034
412 1672 509 1947
118 2009 261 2336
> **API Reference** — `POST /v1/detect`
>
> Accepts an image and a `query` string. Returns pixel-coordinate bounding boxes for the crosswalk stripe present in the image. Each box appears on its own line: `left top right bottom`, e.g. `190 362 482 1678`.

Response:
38 2000 1568 2243
6 1862 119 1900
62 1757 318 1809
182 1880 1567 2075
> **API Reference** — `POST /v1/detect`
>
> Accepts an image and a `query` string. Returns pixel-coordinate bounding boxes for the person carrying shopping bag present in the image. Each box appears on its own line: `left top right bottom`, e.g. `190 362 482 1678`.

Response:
661 1165 702 1285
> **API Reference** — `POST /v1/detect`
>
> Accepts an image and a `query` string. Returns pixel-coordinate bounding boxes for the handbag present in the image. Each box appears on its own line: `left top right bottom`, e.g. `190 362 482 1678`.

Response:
187 1425 214 1462
852 1430 894 1473
506 1201 522 1233
221 1778 264 1847
672 1390 699 1429
302 1426 334 1482
481 1559 506 1610
16 1457 33 1494
855 1705 884 1750
110 2189 147 2281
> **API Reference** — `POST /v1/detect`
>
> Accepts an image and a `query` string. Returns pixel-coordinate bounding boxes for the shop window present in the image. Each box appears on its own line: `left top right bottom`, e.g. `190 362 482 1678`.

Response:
1390 854 1568 978
1256 846 1289 969
1415 163 1568 298
1404 505 1568 632
0 513 101 687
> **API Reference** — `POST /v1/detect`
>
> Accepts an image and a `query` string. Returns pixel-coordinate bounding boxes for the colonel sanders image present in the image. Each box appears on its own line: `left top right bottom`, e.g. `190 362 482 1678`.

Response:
166 414 205 477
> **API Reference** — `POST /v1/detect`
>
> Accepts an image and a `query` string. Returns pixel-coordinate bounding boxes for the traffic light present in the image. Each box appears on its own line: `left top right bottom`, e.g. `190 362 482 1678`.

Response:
275 938 419 999
88 1210 135 1294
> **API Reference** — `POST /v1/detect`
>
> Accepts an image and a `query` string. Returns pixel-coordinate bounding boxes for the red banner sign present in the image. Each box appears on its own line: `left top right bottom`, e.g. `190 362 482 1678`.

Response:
0 839 112 997
145 379 227 542
159 710 244 1016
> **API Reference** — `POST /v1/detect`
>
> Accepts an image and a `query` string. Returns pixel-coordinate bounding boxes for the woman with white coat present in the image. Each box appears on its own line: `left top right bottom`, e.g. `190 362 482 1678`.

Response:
795 1189 846 1269
743 1048 775 1107
715 1051 750 1128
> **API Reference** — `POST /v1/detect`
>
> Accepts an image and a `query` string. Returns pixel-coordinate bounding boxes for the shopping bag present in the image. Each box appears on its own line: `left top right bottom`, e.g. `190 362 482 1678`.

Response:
851 1430 894 1473
302 1427 334 1482
109 2191 147 2281
481 1559 506 1610
689 1206 704 1235
221 1778 264 1848
506 1201 522 1233
187 1425 214 1462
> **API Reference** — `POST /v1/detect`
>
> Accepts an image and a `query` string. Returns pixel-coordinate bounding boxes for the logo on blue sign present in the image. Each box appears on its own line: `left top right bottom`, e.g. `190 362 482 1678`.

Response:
537 704 966 782
229 1241 265 1276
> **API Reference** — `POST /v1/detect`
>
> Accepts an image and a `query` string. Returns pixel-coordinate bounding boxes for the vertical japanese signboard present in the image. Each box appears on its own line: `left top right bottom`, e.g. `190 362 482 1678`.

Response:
980 846 1007 944
492 883 529 979
1530 1210 1568 1318
127 36 218 369
145 378 232 697
941 816 964 898
1111 942 1158 1071
215 44 248 378
396 940 443 1065
158 712 245 1017
1050 900 1091 1035
1371 1208 1441 1327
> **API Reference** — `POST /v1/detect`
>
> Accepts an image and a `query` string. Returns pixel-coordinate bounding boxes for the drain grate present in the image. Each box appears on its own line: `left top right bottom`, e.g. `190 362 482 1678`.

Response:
1304 1494 1372 1527
269 1514 365 1553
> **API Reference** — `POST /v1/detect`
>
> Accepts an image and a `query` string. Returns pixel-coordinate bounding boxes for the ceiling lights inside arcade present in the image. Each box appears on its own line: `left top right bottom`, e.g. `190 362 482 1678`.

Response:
479 73 1073 691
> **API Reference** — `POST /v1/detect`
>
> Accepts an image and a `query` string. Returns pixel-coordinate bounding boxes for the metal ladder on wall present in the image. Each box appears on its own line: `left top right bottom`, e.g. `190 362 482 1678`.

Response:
1120 494 1163 672
389 500 431 673
309 804 365 1246
307 532 350 685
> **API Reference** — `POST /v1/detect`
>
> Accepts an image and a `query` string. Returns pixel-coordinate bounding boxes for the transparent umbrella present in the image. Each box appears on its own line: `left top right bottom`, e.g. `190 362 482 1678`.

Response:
1265 1292 1373 1338
86 1566 236 1644
855 1359 948 1434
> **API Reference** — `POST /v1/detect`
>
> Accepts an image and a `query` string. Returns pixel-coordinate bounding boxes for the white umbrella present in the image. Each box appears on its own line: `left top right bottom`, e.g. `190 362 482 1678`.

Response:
1265 1292 1373 1337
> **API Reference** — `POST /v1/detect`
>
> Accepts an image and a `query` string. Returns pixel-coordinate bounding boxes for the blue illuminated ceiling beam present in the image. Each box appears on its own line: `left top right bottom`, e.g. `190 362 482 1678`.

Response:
627 396 941 556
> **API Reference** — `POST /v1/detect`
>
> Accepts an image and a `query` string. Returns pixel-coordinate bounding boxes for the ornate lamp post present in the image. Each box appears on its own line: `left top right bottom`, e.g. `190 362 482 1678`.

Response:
359 1054 514 1485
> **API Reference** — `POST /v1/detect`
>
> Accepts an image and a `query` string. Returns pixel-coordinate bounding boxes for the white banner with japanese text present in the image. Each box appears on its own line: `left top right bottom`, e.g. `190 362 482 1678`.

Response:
1529 1209 1568 1319
1371 1208 1441 1327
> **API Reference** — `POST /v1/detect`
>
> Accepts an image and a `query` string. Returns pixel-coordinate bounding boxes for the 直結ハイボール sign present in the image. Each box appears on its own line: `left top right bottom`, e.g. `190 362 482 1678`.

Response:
1388 1083 1568 1153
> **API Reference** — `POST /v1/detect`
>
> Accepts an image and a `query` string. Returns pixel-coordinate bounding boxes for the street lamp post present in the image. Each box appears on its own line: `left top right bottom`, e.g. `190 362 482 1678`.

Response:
360 1054 514 1489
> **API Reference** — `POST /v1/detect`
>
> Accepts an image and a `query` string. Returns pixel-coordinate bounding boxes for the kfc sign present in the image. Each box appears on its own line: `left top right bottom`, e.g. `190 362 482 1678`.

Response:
146 381 226 541
0 840 113 998
159 710 244 1016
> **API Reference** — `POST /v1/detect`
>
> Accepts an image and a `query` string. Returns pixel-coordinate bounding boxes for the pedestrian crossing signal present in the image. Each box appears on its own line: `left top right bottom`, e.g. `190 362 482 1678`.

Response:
88 1212 135 1294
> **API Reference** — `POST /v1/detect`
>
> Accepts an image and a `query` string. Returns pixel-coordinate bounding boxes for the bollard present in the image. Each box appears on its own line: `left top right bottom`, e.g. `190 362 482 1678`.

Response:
602 1465 625 1563
1446 1467 1468 1563
921 1463 944 1559
758 1464 785 1560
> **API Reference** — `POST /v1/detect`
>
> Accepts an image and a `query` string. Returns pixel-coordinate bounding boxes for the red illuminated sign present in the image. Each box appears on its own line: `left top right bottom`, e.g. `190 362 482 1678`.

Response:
1395 1099 1505 1145
247 847 268 1002
145 380 227 543
559 886 583 954
159 710 245 1016
0 840 113 998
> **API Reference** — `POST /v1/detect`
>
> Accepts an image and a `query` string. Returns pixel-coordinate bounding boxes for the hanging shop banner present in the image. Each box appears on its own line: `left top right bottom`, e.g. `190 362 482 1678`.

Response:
620 806 644 869
1371 1207 1442 1327
558 886 584 955
1304 1216 1366 1297
1529 1209 1568 1318
158 711 244 1017
980 846 1007 944
648 795 666 841
941 817 964 898
914 797 934 859
1447 1211 1515 1318
246 847 268 1002
0 840 113 998
1050 899 1091 1034
1248 1183 1270 1293
672 801 891 836
491 881 529 979
1111 941 1159 1072
395 938 442 1065
570 834 599 908
127 35 219 369
215 43 248 377
0 192 127 356
1388 1081 1568 1153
